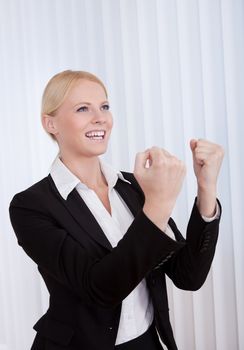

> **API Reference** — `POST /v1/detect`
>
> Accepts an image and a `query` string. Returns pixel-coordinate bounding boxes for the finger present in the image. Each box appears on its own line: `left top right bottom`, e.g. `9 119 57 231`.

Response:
194 148 213 157
161 149 172 157
195 139 219 151
190 139 198 152
194 151 210 166
134 150 150 172
140 147 169 168
149 147 173 164
192 139 214 157
197 138 215 145
196 143 225 161
141 147 161 166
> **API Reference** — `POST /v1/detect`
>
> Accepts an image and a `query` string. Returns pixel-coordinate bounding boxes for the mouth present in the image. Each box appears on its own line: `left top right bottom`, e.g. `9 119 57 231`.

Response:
85 130 106 141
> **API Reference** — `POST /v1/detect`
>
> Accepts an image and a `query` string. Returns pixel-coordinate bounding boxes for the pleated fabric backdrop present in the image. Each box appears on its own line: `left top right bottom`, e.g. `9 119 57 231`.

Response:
0 0 243 349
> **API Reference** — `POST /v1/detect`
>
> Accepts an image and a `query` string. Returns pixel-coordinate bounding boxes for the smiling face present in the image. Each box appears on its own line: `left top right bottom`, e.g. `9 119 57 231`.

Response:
43 79 113 159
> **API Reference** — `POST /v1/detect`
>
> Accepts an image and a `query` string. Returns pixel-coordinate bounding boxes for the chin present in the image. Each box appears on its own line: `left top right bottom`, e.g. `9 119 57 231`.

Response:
86 147 108 157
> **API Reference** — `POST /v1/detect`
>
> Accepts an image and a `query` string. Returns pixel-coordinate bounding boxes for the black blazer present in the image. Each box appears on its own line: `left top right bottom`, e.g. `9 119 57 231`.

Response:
9 171 221 350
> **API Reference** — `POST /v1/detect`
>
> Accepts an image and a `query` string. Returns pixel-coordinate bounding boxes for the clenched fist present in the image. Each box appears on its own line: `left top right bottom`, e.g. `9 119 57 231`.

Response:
190 139 224 217
190 139 224 190
134 146 186 230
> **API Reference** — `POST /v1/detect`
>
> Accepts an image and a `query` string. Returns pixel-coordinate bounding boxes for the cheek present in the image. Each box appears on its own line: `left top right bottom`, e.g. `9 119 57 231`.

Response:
61 117 86 133
108 114 113 129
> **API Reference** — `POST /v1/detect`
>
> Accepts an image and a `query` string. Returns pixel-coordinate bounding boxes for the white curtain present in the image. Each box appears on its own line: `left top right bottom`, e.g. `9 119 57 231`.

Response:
0 0 243 349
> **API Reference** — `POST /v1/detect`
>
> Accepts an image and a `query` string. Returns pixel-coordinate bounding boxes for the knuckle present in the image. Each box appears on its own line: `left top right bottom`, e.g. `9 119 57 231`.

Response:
213 145 224 158
171 156 180 165
150 146 160 152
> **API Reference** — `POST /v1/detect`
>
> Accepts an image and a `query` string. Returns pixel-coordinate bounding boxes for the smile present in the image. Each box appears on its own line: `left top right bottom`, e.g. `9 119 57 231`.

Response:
85 130 106 140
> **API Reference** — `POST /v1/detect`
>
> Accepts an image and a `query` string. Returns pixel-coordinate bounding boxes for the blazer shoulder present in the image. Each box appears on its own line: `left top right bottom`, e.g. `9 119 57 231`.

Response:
10 176 52 208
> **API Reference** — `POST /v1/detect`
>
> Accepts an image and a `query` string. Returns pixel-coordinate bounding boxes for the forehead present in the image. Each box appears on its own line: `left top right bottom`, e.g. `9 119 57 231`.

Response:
66 79 107 104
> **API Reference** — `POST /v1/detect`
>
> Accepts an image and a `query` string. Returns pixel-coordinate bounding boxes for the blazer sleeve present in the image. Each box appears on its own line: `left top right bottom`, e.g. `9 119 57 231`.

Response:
161 198 222 291
9 190 185 308
122 171 222 291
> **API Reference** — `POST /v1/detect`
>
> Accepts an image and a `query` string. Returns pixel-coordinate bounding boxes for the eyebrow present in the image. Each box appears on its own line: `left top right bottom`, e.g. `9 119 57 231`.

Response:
74 100 109 107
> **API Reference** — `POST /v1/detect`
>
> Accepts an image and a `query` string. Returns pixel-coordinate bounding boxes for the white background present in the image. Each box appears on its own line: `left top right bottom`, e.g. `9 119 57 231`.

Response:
0 0 243 349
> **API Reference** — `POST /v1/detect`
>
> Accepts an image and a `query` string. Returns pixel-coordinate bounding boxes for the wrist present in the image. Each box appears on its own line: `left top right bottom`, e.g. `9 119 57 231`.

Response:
197 182 217 194
197 188 217 218
143 200 172 231
144 197 174 217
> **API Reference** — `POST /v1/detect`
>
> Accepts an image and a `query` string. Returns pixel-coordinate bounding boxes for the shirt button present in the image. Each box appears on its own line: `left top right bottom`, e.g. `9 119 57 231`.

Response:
108 326 113 331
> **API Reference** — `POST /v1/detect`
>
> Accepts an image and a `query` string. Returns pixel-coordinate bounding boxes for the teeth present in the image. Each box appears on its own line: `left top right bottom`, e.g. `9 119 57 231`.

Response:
89 136 103 140
85 130 105 138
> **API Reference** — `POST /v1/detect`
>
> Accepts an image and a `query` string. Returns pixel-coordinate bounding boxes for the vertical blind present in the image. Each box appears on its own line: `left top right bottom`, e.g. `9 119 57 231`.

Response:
0 0 243 349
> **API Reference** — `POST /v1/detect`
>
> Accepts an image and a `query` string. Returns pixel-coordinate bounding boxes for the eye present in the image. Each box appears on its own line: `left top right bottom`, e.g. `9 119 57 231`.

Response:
77 106 88 112
101 104 110 111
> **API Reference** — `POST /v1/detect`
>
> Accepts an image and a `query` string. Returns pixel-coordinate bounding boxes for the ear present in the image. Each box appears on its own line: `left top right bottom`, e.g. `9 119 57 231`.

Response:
42 114 59 136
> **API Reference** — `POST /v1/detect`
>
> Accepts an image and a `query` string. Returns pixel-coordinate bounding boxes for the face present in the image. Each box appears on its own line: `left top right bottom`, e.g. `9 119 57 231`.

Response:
45 79 113 158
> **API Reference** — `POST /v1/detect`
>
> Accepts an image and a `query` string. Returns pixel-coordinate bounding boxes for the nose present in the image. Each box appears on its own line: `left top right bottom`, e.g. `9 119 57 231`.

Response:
92 108 106 124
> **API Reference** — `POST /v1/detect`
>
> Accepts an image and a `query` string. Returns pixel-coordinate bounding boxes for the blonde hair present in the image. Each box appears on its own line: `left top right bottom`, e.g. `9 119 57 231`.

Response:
41 70 108 140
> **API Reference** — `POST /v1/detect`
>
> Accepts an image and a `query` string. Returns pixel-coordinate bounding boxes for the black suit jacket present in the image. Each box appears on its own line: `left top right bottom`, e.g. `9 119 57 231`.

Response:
9 171 221 350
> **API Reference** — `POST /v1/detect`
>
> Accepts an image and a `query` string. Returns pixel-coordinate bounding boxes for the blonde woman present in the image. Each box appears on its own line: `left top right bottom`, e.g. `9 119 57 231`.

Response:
9 70 224 350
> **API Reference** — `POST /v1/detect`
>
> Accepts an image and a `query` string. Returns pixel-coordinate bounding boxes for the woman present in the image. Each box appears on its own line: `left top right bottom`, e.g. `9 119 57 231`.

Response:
9 70 224 350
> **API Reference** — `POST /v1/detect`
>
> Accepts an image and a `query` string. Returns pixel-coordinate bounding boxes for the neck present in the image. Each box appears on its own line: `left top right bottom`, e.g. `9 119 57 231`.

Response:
59 152 107 190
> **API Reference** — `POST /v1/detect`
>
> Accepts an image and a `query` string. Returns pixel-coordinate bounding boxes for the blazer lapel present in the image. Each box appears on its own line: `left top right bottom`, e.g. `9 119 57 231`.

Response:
48 175 111 251
65 189 113 250
48 175 143 252
114 178 143 217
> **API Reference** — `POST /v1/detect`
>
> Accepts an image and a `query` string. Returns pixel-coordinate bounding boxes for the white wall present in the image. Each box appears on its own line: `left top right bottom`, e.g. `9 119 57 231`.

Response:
0 0 243 349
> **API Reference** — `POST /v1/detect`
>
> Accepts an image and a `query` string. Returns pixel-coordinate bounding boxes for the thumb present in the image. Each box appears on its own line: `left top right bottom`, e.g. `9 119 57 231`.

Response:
190 139 197 153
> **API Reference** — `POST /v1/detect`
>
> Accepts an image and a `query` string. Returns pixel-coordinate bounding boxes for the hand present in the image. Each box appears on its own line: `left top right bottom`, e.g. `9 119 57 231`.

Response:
190 139 224 217
190 139 224 191
134 146 186 218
